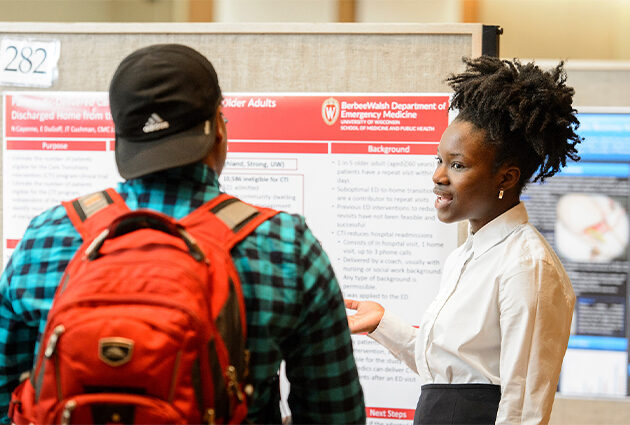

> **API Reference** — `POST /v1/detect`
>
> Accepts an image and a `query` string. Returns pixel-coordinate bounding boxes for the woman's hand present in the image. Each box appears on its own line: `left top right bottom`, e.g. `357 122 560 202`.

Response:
344 299 385 334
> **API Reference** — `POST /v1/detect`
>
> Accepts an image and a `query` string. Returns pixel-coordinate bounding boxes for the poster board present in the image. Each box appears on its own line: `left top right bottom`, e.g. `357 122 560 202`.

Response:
532 59 630 423
522 107 630 397
0 23 497 423
559 61 630 108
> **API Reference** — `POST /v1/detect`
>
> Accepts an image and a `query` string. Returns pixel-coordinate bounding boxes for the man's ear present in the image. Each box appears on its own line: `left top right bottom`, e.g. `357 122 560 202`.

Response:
498 164 521 191
201 107 227 173
213 107 226 148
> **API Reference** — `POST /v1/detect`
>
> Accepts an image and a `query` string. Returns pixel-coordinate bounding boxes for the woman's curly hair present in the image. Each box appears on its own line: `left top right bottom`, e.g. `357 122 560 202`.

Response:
447 56 582 188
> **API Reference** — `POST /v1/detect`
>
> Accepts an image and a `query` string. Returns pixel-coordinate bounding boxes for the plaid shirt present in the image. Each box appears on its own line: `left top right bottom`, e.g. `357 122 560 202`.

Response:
0 163 365 424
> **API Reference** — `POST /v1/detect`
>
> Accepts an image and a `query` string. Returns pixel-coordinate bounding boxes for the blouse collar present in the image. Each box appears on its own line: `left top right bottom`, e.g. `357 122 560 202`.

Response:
468 202 529 259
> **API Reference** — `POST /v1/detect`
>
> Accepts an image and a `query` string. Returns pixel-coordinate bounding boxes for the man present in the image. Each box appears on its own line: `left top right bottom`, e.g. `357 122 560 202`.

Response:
0 44 365 424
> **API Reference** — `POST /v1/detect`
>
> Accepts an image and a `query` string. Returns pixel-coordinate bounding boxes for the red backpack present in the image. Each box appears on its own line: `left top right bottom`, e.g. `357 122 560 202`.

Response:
9 188 278 425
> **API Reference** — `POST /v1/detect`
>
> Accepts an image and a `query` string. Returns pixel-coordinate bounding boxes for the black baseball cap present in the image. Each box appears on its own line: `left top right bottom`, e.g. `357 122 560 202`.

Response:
109 44 222 179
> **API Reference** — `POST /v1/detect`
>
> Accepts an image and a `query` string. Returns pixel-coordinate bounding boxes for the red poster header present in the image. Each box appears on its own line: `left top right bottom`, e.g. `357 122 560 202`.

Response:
222 95 448 142
7 140 108 151
6 239 20 249
366 407 415 420
5 93 449 153
5 93 114 138
332 142 438 155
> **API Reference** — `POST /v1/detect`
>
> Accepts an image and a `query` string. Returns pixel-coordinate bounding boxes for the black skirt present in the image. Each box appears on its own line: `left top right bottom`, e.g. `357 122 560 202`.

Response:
413 383 501 425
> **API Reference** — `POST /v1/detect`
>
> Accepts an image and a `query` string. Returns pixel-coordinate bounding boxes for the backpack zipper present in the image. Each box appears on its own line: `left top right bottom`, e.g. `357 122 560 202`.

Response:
243 349 254 399
44 325 66 401
167 350 182 403
204 408 216 425
225 365 244 403
44 325 65 358
60 399 77 425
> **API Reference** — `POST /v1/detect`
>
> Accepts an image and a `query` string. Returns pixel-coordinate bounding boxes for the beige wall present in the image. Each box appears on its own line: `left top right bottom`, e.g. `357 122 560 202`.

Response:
0 0 184 22
215 0 459 23
1 0 111 21
614 2 630 59
215 0 337 22
356 0 459 23
1 0 630 60
478 0 630 60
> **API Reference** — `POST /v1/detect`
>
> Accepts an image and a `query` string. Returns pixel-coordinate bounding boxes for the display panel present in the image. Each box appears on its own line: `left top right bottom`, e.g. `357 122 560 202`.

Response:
522 107 630 397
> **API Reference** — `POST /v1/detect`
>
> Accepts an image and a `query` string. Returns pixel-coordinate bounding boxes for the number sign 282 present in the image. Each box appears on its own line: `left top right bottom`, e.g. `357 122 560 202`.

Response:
0 38 60 87
4 45 48 74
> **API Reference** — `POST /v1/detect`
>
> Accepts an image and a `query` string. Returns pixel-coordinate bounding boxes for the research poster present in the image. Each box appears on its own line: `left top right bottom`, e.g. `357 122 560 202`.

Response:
522 108 630 397
3 91 457 423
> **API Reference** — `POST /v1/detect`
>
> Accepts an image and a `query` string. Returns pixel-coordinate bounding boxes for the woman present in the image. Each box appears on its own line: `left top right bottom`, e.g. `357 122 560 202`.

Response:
346 57 582 425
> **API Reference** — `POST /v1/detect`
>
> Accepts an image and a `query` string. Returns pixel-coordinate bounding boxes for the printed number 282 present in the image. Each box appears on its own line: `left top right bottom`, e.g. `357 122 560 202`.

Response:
4 45 47 74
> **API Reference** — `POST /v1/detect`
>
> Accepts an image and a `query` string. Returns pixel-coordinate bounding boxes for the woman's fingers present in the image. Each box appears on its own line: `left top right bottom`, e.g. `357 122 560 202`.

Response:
344 298 359 310
344 300 385 334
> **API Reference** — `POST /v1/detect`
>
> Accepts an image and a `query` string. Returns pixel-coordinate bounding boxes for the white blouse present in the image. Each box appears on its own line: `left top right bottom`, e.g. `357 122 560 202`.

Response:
370 202 575 425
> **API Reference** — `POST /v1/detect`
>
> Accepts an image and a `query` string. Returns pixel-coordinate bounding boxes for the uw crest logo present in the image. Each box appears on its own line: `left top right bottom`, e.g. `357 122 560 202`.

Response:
321 97 340 126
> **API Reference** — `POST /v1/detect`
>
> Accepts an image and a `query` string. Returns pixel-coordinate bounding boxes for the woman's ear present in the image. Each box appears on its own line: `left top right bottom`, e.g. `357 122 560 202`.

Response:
498 164 521 192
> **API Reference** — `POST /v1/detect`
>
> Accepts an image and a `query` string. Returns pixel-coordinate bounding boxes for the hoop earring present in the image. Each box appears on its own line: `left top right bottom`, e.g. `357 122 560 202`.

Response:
498 189 504 200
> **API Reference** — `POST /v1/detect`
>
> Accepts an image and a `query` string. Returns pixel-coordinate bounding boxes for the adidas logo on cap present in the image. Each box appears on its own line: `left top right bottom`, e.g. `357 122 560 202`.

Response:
142 113 170 133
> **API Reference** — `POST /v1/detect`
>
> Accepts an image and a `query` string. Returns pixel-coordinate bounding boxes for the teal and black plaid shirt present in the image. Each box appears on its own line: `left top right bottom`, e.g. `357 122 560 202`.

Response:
0 163 365 424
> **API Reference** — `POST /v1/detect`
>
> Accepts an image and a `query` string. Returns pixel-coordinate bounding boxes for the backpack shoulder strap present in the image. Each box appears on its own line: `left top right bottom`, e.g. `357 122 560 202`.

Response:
181 193 279 250
61 188 130 241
